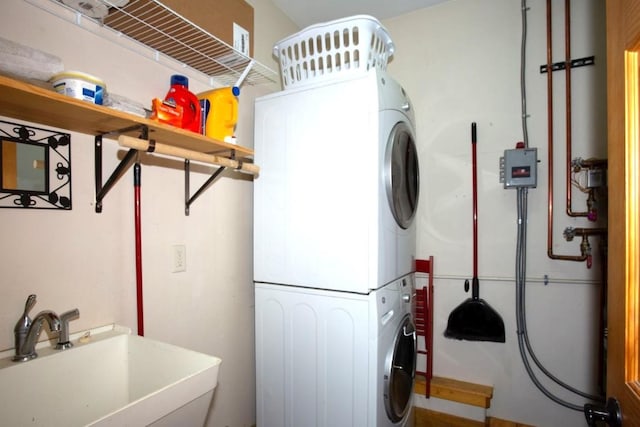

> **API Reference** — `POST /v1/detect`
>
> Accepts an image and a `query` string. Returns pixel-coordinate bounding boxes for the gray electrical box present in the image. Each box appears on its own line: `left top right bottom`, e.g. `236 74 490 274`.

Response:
500 147 538 189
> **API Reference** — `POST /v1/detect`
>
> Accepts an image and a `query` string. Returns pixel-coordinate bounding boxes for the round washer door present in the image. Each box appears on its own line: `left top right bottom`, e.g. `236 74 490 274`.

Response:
385 121 420 229
384 314 417 422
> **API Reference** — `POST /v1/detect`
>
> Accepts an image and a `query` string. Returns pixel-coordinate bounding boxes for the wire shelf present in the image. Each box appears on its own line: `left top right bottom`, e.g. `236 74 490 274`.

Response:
31 0 278 87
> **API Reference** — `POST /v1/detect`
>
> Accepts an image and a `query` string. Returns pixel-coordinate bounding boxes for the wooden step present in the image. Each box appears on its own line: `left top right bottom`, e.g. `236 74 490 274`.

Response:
414 408 536 427
415 376 494 409
414 406 485 427
414 376 429 395
414 377 534 426
487 417 535 427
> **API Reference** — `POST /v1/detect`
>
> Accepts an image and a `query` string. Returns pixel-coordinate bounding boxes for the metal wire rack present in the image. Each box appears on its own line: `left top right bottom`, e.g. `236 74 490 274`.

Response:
29 0 278 87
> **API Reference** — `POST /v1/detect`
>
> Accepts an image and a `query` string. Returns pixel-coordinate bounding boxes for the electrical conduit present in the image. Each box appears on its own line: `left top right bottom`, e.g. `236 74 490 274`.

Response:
518 0 603 410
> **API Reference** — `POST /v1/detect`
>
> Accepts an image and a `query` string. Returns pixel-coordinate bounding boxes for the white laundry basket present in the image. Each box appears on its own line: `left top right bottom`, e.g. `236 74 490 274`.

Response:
273 15 395 90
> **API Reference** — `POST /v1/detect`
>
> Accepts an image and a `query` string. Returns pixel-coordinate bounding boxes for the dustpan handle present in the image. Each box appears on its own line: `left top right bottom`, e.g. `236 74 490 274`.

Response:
471 122 478 279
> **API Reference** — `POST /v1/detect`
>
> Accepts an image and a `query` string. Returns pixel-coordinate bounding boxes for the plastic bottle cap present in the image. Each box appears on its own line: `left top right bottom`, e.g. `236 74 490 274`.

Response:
232 86 240 96
171 74 189 87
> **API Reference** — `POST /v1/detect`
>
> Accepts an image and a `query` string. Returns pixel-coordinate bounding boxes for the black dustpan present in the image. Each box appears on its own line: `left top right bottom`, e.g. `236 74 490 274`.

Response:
444 277 506 342
444 123 506 343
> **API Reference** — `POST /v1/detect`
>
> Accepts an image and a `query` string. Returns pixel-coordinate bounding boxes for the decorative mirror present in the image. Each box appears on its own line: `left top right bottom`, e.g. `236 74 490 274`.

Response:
0 120 71 209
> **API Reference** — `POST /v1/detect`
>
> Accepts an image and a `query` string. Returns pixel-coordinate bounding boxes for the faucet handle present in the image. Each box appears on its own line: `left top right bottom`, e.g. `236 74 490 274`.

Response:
55 308 79 350
13 294 37 353
24 294 37 315
15 294 37 330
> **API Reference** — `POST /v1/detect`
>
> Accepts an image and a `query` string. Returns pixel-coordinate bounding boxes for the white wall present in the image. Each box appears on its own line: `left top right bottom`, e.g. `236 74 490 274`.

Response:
0 0 606 425
384 0 606 425
0 0 296 426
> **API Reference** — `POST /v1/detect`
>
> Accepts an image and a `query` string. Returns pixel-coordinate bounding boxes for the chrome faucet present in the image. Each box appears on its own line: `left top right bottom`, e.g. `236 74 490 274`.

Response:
13 295 61 362
56 308 80 350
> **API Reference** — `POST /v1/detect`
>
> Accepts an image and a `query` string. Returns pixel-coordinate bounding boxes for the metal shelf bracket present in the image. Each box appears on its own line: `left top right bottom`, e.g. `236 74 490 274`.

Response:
184 150 235 215
94 125 148 213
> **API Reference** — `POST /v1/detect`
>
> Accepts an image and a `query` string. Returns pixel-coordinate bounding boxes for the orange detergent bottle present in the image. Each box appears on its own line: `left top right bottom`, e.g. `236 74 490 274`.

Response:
198 86 240 142
161 75 201 133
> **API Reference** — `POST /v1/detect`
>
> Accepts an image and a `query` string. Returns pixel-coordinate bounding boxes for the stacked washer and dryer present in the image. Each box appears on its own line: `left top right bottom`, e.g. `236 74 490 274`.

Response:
253 16 420 427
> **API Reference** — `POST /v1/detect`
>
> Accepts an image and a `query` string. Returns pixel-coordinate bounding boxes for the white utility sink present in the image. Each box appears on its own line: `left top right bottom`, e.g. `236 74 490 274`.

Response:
0 325 222 426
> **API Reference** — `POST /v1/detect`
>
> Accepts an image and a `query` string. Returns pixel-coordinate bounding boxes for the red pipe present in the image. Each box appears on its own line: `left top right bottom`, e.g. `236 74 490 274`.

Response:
134 162 144 336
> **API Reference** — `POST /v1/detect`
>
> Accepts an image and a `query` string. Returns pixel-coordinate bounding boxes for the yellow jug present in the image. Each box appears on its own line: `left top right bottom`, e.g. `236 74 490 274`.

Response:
198 86 240 142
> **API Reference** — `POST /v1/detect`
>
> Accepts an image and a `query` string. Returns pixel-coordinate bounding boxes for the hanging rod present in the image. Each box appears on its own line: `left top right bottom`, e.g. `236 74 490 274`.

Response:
118 135 260 176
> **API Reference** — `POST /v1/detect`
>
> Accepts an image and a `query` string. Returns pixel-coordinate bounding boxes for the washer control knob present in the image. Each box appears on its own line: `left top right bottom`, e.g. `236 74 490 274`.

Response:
402 293 411 303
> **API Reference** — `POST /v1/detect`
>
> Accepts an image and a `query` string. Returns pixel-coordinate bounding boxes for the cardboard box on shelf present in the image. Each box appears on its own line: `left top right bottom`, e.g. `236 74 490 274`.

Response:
160 0 254 56
105 0 254 57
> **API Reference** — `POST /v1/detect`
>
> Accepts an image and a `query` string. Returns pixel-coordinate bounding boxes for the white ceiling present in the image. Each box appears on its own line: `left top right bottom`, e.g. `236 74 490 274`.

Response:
271 0 449 29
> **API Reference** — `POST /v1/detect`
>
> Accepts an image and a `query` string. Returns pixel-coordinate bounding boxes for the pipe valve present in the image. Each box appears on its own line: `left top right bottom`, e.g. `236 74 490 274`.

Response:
580 236 593 269
563 227 577 241
586 191 598 221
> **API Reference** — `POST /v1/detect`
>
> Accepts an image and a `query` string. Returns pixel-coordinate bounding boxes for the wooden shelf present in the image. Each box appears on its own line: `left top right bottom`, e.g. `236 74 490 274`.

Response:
0 74 258 213
429 376 493 409
0 74 254 160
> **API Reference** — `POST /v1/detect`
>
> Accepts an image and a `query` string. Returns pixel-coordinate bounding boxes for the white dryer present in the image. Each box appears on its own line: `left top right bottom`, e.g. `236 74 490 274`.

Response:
255 274 416 427
254 70 419 293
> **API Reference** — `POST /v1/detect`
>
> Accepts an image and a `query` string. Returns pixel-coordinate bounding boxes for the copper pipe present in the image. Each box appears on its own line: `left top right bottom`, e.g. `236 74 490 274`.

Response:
547 0 556 258
576 158 608 168
547 0 587 261
570 227 608 237
564 0 574 215
564 0 588 218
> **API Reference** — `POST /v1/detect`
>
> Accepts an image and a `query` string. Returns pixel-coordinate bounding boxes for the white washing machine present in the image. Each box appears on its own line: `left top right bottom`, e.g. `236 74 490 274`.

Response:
253 69 419 294
255 273 416 427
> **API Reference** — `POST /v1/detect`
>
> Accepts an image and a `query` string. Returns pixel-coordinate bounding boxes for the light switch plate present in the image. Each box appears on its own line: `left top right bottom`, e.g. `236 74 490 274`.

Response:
172 245 186 273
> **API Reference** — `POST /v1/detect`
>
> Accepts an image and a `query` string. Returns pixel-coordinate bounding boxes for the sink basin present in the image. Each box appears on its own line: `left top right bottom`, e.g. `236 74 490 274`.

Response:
0 325 222 426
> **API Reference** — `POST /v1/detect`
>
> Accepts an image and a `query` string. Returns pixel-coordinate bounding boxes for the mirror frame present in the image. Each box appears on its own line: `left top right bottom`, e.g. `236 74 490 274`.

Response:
0 119 71 209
